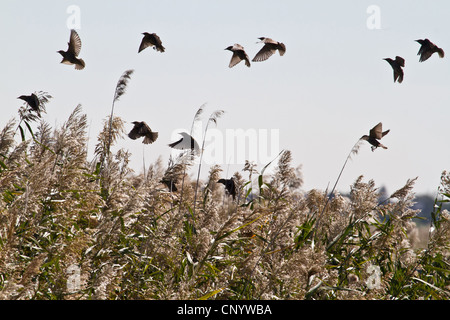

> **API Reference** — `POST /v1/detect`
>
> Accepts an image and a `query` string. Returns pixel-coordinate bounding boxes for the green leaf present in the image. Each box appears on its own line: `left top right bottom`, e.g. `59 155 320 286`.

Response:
199 288 224 300
0 160 7 170
19 125 25 141
24 121 35 138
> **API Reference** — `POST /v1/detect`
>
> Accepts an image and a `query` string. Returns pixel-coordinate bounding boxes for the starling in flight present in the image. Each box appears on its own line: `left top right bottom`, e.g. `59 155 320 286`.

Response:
168 132 200 154
57 29 85 70
360 122 390 151
384 56 405 83
252 37 286 62
128 121 159 144
138 32 165 53
18 93 40 115
218 178 236 200
415 39 444 62
225 44 251 68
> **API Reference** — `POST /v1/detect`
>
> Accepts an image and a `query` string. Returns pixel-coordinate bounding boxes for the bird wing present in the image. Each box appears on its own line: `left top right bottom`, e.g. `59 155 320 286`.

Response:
229 52 243 68
278 42 286 56
128 122 148 140
138 38 150 53
143 131 158 144
252 44 276 62
138 34 154 52
151 33 165 52
369 122 383 139
226 179 236 199
417 40 432 62
68 29 82 57
151 33 162 45
396 68 404 83
419 50 433 62
139 122 152 134
168 137 183 149
244 53 251 67
128 125 142 140
182 133 200 151
395 56 405 67
429 42 445 58
30 93 40 110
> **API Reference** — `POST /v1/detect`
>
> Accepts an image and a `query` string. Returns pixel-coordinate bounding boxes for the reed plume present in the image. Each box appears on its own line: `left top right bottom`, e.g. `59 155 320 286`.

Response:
193 109 225 216
107 69 134 158
177 104 205 214
316 138 363 227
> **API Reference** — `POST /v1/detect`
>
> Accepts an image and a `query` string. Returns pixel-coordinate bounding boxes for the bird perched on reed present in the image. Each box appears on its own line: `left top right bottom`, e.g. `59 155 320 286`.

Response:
415 39 445 62
128 121 158 144
360 122 390 151
225 44 251 68
138 32 165 53
161 178 178 192
218 178 236 200
57 29 85 70
384 56 405 83
18 93 40 116
168 132 200 154
252 37 286 62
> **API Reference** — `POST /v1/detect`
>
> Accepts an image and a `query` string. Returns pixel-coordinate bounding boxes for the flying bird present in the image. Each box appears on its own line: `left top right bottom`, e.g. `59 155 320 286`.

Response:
360 122 390 151
384 56 405 83
18 93 40 115
138 32 165 53
168 132 200 154
128 121 159 144
415 38 444 62
225 44 251 68
57 29 85 70
252 37 286 62
218 178 236 200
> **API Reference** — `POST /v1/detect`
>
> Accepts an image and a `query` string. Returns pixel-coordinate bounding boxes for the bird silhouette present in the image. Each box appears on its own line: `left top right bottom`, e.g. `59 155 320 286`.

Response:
218 178 236 200
415 39 444 62
161 178 178 192
18 93 40 116
252 37 286 62
138 32 165 53
57 29 85 70
225 44 251 68
168 132 200 154
360 122 390 151
128 121 158 144
384 56 405 83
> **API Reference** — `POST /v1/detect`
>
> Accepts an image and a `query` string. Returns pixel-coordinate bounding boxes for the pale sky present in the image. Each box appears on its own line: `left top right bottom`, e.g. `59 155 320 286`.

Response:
1 0 449 195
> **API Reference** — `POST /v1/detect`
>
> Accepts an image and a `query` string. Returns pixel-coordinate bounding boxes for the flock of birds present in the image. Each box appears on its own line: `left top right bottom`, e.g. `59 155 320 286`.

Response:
384 38 445 83
15 29 288 199
15 29 445 199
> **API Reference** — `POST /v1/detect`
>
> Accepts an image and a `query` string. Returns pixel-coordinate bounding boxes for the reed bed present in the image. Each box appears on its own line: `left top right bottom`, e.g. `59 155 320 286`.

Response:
0 95 448 300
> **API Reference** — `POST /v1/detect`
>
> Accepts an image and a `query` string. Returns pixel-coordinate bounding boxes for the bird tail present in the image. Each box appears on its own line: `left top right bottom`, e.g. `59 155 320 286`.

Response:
143 137 152 144
438 48 445 58
143 132 159 144
75 59 85 70
278 43 286 56
379 143 388 149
